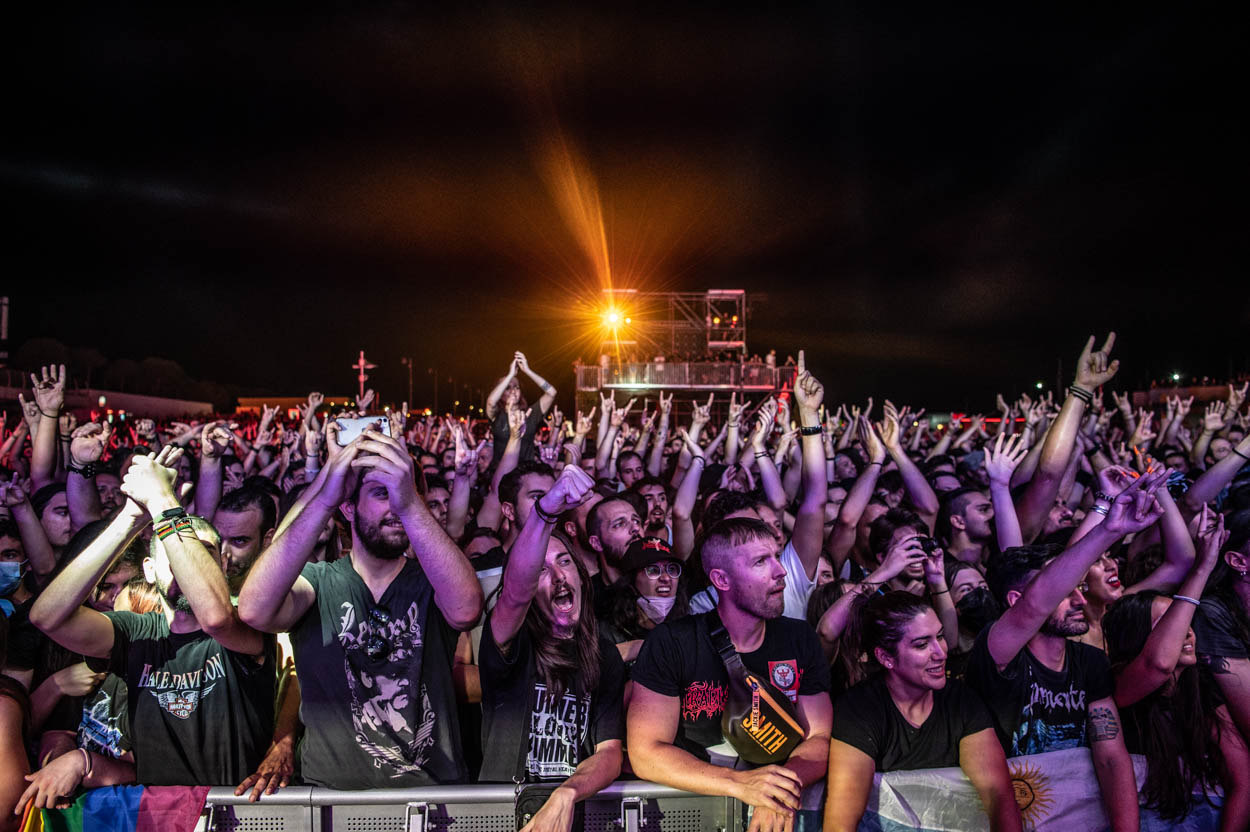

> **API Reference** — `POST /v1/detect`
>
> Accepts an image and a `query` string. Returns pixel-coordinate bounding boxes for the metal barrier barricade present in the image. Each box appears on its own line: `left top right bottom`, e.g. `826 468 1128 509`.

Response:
200 781 742 832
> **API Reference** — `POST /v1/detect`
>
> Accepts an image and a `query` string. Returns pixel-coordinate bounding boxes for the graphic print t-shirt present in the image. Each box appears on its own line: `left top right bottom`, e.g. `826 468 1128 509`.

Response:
831 675 993 771
964 627 1112 757
292 556 464 788
77 673 130 759
630 612 830 763
477 615 625 782
105 611 275 785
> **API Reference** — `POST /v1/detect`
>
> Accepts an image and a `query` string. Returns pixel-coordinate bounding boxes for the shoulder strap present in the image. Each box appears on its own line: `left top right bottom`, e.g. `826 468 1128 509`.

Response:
707 611 749 676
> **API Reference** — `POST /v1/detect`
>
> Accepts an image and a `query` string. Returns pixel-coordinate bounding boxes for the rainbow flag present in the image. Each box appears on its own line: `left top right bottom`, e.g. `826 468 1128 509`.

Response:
20 786 209 832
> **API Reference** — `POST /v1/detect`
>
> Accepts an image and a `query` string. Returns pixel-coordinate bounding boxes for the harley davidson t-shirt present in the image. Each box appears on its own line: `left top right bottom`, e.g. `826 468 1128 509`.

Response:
630 611 830 764
104 611 275 785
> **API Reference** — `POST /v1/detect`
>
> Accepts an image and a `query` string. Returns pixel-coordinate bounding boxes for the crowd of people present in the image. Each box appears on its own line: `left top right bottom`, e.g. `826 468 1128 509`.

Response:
2 337 1250 832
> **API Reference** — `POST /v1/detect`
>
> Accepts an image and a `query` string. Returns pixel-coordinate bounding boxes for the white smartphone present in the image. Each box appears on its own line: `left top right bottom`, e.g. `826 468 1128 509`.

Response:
335 416 390 446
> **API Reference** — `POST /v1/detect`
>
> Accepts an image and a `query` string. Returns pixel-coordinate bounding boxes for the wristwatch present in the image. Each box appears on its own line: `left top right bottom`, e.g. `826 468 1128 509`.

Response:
160 506 189 521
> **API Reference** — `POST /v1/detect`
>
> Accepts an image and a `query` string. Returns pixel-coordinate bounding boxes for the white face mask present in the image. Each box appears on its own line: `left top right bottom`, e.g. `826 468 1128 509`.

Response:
637 594 676 622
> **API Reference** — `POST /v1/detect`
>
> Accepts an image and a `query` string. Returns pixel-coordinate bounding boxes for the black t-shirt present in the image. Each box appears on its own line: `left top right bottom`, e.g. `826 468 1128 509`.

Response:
105 611 275 785
1194 597 1249 661
831 675 993 771
630 611 831 764
964 626 1113 757
291 556 464 788
3 598 44 672
477 612 625 782
490 407 547 466
77 673 130 759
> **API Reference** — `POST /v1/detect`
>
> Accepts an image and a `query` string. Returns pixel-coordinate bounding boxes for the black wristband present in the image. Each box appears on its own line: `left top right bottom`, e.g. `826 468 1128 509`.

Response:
533 501 560 524
1093 490 1114 503
798 425 821 436
67 462 96 479
1067 385 1094 405
1233 447 1250 462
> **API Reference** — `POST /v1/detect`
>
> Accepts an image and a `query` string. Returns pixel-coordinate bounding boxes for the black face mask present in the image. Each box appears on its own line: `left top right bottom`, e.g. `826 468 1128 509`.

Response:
955 587 1001 636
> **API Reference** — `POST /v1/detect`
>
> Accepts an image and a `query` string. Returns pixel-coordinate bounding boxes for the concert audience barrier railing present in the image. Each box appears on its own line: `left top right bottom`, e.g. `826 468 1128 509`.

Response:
197 780 741 832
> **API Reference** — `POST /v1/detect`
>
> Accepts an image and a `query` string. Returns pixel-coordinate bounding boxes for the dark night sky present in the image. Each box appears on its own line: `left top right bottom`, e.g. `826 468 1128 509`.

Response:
2 4 1245 413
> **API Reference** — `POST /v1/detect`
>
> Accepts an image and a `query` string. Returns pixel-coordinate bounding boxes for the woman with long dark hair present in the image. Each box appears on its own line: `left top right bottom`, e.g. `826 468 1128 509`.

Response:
1104 507 1250 830
478 466 625 832
824 592 1021 832
599 537 689 666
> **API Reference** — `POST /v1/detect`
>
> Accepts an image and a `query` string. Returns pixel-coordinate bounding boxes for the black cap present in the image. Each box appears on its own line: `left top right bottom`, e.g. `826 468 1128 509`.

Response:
618 536 674 574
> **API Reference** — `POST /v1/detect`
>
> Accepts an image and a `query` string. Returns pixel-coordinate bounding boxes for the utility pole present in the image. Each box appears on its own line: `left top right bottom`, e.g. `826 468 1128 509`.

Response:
400 357 414 407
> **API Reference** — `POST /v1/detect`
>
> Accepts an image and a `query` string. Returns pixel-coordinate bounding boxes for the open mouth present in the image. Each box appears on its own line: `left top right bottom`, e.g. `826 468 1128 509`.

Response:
1106 575 1120 589
925 664 946 677
655 585 673 596
552 587 576 612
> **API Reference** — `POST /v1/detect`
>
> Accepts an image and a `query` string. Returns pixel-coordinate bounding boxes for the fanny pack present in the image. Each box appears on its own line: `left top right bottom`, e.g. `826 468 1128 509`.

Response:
707 613 804 765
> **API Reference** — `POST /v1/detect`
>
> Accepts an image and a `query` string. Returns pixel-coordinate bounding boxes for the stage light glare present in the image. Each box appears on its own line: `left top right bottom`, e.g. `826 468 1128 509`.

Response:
604 309 622 326
713 316 721 325
1171 372 1181 382
624 317 631 324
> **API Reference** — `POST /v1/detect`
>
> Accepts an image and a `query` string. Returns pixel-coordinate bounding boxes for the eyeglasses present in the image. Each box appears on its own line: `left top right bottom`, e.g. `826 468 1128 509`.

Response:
643 562 682 579
364 607 392 660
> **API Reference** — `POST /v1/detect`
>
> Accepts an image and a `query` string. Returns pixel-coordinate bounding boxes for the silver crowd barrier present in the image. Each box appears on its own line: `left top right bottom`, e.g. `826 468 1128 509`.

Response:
200 781 744 832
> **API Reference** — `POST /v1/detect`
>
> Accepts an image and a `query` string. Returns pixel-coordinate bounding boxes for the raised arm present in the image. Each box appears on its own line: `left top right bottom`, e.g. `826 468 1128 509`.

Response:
0 477 58 582
445 423 480 541
29 498 148 658
121 447 266 655
983 433 1028 550
514 351 557 414
485 358 518 421
987 469 1166 668
825 417 885 573
647 393 672 477
749 399 786 512
1115 507 1221 708
791 350 828 580
1190 402 1226 468
1016 334 1119 541
1123 482 1195 594
671 395 712 488
192 421 233 523
1185 431 1250 511
238 444 363 633
352 429 483 630
879 400 939 519
670 428 706 561
66 422 110 530
27 365 66 489
596 398 635 478
479 407 527 532
489 466 593 648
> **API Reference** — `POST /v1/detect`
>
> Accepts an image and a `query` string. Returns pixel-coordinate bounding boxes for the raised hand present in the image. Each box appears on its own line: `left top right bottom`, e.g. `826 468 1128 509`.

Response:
1073 332 1119 390
508 406 532 438
599 391 616 416
253 426 275 450
727 392 743 428
677 427 704 458
750 398 778 450
120 446 184 510
536 465 595 516
1203 401 1227 433
691 393 714 428
514 351 531 374
610 397 637 428
1229 382 1249 412
792 350 825 415
1195 505 1229 574
200 422 234 459
70 422 112 465
857 415 887 465
1095 464 1137 499
658 391 674 416
357 388 376 413
1176 395 1194 418
877 400 903 451
0 474 29 508
135 418 157 441
983 432 1028 486
349 428 419 513
1111 391 1132 414
575 407 596 436
29 364 66 415
260 404 279 430
1102 467 1168 537
304 422 324 460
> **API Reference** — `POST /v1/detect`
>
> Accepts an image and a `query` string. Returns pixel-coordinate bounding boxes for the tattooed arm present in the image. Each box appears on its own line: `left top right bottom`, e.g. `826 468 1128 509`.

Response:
1087 698 1138 832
